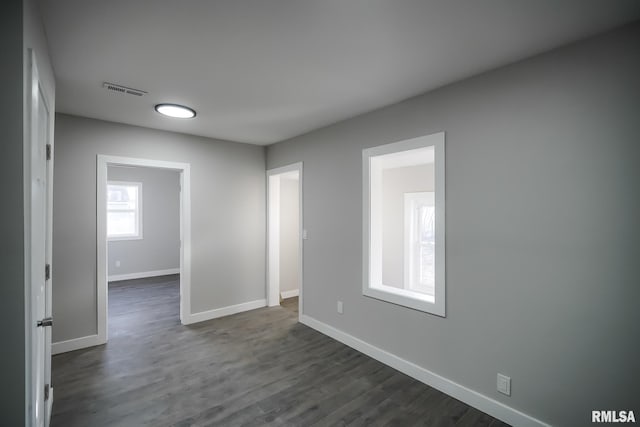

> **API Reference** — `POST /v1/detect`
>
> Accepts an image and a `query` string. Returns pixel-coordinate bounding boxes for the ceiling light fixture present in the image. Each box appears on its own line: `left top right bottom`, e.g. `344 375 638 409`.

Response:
154 103 196 119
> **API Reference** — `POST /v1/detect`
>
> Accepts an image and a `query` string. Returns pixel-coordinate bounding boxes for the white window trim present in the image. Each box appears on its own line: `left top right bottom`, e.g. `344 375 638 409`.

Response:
107 180 143 241
362 132 446 317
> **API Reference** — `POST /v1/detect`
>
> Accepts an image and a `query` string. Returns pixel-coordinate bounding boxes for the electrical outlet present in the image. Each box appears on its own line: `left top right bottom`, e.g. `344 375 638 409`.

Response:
497 373 511 396
302 229 308 240
337 300 344 314
115 260 121 268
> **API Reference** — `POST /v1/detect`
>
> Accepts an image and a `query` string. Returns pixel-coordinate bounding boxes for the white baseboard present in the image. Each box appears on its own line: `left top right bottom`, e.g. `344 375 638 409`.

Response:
300 314 549 427
183 299 267 325
52 334 104 355
280 289 299 299
108 268 180 282
52 298 265 353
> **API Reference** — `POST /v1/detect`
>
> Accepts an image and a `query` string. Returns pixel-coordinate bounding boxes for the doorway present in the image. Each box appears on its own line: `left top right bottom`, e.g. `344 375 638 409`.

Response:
106 165 181 335
267 163 303 318
97 156 191 344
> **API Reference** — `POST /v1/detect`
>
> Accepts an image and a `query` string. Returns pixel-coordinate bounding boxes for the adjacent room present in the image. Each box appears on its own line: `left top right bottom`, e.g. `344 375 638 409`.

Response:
3 1 639 426
106 165 182 340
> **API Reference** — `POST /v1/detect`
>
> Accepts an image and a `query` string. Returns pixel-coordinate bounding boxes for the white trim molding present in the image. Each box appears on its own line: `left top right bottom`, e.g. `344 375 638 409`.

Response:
280 289 300 299
97 155 192 347
183 299 267 325
54 298 267 352
108 268 180 283
362 132 446 317
52 334 103 355
300 314 550 427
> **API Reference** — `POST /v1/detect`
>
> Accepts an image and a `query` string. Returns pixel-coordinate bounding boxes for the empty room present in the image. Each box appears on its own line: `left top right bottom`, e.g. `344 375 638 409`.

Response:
2 1 639 426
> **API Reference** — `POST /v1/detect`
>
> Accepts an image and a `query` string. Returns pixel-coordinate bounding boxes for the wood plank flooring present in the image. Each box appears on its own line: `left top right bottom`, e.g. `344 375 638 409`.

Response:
51 275 509 426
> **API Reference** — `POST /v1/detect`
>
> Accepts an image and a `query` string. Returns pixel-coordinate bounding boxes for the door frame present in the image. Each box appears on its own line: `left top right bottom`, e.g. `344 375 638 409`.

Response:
266 162 303 319
24 48 53 427
96 155 191 344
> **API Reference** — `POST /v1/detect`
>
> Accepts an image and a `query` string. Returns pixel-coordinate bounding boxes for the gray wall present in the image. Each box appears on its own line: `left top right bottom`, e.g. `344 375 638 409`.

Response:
53 114 266 342
266 23 640 427
381 164 433 288
0 1 25 422
279 177 299 293
107 166 180 277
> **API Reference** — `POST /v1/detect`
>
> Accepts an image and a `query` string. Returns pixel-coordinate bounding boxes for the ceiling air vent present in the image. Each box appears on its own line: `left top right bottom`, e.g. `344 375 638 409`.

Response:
103 82 147 97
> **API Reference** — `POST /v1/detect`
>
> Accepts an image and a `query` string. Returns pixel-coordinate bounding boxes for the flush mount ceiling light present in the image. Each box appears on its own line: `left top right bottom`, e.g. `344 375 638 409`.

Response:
154 103 196 119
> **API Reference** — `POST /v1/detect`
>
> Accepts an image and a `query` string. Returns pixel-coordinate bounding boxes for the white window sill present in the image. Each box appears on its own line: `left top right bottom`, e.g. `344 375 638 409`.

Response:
364 283 444 316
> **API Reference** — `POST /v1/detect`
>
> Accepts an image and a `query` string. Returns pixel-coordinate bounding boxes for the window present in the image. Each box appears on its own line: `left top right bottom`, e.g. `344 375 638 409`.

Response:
363 132 445 316
107 181 142 240
404 192 435 296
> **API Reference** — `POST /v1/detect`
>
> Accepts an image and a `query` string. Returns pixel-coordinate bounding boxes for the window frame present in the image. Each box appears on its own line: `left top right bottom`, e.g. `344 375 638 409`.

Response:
106 180 143 241
362 132 446 316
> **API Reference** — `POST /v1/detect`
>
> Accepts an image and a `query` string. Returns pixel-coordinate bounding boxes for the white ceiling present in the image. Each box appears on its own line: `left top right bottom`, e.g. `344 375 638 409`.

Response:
40 0 640 145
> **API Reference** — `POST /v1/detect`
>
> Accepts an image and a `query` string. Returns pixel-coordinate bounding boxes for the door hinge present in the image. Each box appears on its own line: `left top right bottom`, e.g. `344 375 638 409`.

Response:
46 144 52 160
44 384 50 401
45 263 51 281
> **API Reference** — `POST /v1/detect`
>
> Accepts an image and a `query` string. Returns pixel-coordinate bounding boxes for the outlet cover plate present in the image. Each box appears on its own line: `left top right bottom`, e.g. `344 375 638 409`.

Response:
497 373 511 396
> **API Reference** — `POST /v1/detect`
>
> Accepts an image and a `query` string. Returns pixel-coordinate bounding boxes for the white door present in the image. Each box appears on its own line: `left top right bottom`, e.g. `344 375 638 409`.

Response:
43 82 54 426
28 49 52 427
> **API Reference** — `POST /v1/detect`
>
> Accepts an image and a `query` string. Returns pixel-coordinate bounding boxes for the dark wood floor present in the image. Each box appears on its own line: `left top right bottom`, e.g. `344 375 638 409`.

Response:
51 275 509 427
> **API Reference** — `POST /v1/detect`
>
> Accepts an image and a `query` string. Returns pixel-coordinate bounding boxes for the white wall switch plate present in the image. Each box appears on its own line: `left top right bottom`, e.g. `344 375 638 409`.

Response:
115 260 121 267
302 229 308 240
337 300 343 314
497 373 511 396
